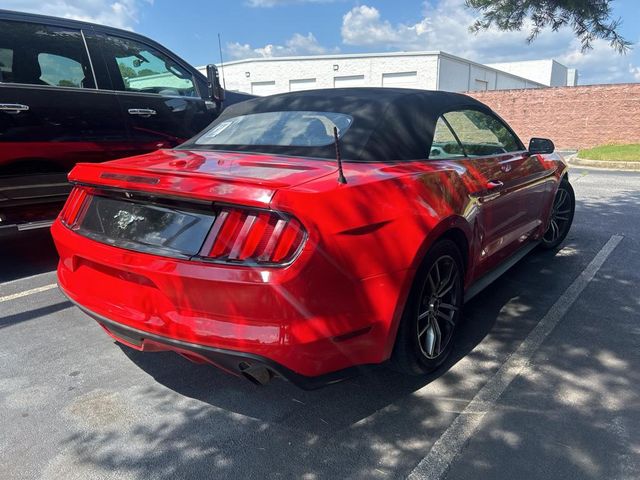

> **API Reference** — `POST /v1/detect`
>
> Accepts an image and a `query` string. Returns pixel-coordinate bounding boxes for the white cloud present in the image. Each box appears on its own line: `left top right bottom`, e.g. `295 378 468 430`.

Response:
227 32 338 59
341 1 574 59
1 0 152 30
341 5 430 48
557 38 639 84
341 0 640 84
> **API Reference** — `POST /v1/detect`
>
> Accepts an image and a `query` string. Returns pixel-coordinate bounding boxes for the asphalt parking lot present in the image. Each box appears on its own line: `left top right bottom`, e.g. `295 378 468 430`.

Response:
1 166 639 480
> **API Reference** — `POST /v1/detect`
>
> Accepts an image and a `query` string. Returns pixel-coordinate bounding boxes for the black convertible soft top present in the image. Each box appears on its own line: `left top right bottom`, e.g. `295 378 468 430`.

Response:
181 88 496 162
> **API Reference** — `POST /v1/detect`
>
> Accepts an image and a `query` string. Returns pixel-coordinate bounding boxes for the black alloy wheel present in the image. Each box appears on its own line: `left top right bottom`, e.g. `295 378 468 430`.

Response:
541 179 575 249
392 239 463 375
417 254 459 359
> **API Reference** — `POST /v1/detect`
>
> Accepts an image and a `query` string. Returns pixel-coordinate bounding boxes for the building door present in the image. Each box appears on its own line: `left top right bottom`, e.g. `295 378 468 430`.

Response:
251 81 277 96
334 75 365 88
382 71 418 88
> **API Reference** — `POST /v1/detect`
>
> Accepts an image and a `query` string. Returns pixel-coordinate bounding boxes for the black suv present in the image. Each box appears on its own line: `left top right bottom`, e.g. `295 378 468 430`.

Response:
0 9 249 234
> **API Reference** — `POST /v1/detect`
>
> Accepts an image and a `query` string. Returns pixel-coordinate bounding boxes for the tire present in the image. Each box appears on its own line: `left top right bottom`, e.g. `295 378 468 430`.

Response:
540 179 575 250
391 239 464 375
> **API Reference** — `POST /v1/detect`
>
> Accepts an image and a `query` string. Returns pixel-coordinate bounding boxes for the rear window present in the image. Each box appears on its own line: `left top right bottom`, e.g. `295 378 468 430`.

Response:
194 111 353 147
38 53 86 88
0 20 94 88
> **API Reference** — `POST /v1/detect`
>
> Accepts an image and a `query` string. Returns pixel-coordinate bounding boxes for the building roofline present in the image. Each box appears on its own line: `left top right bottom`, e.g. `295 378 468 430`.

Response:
486 58 570 70
435 51 547 87
202 50 445 68
198 50 547 88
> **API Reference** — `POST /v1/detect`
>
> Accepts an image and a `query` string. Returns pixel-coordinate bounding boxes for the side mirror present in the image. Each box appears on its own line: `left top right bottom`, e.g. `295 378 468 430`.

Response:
528 137 555 155
206 64 225 104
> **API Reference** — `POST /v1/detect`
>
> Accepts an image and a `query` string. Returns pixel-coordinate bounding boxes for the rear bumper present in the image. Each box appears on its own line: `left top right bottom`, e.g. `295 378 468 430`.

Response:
52 219 404 379
64 292 361 389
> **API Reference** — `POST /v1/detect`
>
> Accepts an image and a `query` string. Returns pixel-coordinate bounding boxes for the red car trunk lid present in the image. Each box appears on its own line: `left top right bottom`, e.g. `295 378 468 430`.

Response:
68 149 338 207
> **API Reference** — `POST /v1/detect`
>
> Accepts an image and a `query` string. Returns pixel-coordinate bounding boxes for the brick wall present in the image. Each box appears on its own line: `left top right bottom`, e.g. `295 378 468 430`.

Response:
467 83 640 150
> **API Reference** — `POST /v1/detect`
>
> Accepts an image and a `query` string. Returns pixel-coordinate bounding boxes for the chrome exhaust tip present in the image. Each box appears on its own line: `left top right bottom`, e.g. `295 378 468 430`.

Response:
239 363 274 386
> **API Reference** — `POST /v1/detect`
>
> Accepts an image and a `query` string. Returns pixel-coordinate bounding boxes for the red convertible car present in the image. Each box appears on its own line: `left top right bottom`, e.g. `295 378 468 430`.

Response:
52 88 575 388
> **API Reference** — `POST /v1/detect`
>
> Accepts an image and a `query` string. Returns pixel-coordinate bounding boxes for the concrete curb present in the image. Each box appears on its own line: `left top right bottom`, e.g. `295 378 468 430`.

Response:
568 154 640 171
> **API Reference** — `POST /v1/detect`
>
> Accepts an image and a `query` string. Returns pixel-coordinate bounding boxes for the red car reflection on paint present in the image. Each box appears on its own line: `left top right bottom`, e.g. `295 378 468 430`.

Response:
52 89 575 388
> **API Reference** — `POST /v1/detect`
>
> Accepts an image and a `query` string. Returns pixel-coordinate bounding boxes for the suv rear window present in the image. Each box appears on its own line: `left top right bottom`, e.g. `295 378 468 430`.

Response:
0 20 94 88
194 111 353 147
38 53 86 88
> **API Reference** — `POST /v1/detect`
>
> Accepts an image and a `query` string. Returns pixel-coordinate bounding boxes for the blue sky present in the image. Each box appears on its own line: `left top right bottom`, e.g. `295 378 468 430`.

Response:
4 0 640 84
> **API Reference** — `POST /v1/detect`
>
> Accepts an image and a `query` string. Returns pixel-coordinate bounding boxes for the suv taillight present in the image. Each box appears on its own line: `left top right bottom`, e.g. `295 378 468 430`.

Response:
59 187 89 228
199 206 306 265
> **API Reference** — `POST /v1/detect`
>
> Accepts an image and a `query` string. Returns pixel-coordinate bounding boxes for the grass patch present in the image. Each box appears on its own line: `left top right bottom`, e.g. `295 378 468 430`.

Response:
578 144 640 161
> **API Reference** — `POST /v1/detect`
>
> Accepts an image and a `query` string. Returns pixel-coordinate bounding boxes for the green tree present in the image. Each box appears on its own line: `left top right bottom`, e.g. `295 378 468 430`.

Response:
137 68 160 77
117 63 137 88
466 0 631 53
118 63 137 79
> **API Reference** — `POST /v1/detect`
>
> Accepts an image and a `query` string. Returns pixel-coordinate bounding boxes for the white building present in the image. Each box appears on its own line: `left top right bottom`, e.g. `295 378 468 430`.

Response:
198 51 577 96
486 59 579 87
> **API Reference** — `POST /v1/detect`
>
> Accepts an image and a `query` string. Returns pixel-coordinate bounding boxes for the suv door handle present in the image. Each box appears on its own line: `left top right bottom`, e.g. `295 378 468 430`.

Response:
0 103 29 114
128 108 156 117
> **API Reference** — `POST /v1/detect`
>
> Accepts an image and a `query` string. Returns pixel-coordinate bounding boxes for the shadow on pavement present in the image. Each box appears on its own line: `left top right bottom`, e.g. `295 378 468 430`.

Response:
51 187 640 479
0 229 58 283
0 300 71 329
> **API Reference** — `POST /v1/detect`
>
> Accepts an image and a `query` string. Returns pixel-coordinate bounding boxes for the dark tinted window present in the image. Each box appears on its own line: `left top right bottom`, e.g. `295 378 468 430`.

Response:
443 109 521 156
0 20 94 88
38 53 86 87
0 47 13 81
194 111 353 147
101 35 196 97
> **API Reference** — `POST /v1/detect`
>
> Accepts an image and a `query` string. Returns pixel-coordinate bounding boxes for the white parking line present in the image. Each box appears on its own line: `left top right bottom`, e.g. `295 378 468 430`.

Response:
407 234 624 480
0 270 57 288
0 284 58 304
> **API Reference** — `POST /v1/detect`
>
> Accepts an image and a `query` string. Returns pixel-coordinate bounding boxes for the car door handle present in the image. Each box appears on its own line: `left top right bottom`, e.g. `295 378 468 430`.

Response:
473 180 504 204
128 108 156 117
0 103 29 114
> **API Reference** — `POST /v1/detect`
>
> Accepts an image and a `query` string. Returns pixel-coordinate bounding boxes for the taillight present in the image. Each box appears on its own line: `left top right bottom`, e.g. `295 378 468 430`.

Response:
199 206 306 266
60 187 89 228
